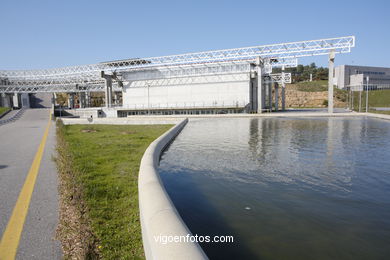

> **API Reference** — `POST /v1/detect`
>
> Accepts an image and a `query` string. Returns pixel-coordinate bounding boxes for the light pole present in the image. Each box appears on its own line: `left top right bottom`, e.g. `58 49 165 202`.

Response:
365 76 369 113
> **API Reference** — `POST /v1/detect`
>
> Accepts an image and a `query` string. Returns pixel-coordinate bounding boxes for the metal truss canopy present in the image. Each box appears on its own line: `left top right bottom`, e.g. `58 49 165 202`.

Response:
267 73 292 84
0 36 355 93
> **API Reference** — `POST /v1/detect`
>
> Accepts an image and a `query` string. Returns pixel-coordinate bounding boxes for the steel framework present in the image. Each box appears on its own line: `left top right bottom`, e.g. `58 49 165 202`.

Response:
0 36 355 93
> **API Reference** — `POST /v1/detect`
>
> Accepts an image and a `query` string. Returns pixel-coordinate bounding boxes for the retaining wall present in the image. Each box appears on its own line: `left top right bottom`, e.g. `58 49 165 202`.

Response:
138 118 207 260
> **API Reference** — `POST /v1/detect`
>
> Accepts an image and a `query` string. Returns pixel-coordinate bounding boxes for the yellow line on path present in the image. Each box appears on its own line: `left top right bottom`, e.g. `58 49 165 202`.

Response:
0 113 52 260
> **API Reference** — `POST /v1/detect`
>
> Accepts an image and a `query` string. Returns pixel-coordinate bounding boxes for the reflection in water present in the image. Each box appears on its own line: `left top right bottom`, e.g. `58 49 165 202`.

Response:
158 117 390 260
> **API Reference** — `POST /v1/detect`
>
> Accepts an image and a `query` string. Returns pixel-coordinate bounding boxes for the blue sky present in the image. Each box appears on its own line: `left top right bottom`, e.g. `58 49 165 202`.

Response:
1 0 389 69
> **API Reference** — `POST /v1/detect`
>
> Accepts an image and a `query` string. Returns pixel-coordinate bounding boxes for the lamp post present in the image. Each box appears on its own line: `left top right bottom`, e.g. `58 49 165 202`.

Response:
365 76 369 113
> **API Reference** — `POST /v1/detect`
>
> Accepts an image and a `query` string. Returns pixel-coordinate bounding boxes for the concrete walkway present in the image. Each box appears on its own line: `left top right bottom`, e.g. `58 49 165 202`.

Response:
0 109 61 259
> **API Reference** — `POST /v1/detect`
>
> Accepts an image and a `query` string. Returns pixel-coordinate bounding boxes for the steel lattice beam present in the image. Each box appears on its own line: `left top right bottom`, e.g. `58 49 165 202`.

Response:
0 36 355 93
268 73 292 84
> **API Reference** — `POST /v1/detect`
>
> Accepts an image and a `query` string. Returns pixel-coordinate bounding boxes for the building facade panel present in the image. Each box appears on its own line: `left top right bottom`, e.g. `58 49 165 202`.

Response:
122 79 250 110
334 65 390 89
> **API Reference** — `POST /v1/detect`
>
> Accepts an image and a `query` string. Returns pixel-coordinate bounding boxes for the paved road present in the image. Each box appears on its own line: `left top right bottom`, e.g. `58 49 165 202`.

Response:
0 109 62 259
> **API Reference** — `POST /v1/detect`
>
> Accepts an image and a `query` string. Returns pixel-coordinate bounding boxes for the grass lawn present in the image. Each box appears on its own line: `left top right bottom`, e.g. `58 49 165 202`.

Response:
56 122 172 259
369 110 390 115
351 90 390 110
0 107 10 116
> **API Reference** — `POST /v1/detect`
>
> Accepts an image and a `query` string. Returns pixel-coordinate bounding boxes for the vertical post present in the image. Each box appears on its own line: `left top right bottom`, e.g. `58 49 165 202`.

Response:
13 93 19 108
249 65 257 113
256 57 263 113
254 81 258 112
114 92 118 106
328 50 335 113
249 80 255 112
147 83 150 115
86 92 89 108
348 88 351 110
51 93 56 118
351 89 354 111
101 71 112 108
108 84 112 108
81 92 87 108
366 76 369 112
104 78 110 108
281 66 286 111
68 93 75 109
268 81 272 112
359 90 362 112
274 82 279 112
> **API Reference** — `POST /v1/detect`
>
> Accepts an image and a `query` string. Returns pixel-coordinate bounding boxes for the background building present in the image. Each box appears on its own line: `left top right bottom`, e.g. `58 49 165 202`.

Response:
334 65 390 89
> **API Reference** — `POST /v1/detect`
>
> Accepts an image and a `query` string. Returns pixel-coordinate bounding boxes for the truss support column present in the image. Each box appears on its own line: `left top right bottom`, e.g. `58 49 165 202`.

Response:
275 82 279 112
79 92 86 108
249 65 257 112
67 94 71 108
108 84 112 108
51 93 56 118
52 93 56 108
114 92 118 106
13 93 19 108
281 66 286 111
101 71 113 108
268 81 272 112
256 57 263 113
328 50 335 113
105 85 108 108
261 79 266 112
251 80 257 112
86 92 90 107
68 93 75 109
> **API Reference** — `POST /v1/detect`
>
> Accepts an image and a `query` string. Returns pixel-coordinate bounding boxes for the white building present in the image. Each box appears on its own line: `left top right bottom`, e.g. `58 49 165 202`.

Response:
334 65 390 89
117 63 257 116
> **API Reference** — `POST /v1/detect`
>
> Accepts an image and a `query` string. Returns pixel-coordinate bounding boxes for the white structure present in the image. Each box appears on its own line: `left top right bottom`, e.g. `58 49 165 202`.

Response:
123 78 249 110
0 36 355 114
334 65 390 89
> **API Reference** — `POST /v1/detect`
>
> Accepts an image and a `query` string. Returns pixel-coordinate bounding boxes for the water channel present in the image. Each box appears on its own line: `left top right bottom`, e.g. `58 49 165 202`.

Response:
158 117 390 260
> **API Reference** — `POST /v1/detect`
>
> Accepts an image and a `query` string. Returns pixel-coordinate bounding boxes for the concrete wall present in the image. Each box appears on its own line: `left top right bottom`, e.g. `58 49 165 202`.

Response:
63 108 100 118
138 118 207 260
122 79 250 109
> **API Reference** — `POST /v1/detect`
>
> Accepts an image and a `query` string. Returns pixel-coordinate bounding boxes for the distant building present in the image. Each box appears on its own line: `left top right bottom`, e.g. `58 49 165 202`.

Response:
334 65 390 89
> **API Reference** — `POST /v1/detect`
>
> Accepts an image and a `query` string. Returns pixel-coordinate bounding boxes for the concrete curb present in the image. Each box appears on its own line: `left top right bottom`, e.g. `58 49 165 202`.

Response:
60 117 184 125
138 118 208 260
365 112 390 121
0 109 25 126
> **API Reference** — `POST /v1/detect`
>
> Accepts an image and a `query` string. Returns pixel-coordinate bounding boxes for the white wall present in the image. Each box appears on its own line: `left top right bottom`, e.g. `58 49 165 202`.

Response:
122 78 250 109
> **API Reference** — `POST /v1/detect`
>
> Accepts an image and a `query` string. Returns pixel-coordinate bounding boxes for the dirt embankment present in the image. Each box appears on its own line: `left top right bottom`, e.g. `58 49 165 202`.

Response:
276 84 347 108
